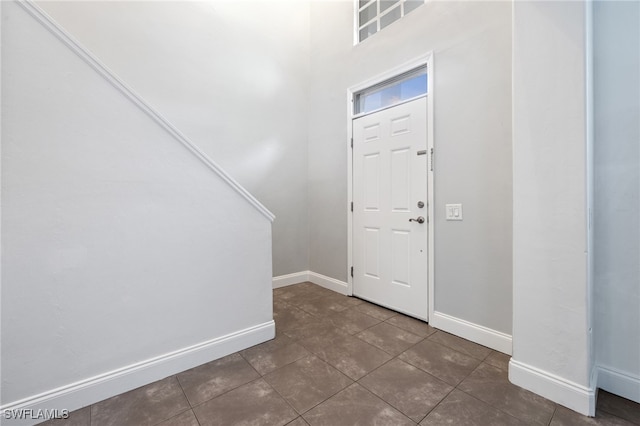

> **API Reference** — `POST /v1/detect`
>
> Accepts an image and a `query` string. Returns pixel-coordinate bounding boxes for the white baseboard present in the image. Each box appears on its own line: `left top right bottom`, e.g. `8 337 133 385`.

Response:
307 271 349 295
509 359 596 416
272 271 349 296
429 311 512 355
0 321 275 426
272 271 310 289
596 365 640 404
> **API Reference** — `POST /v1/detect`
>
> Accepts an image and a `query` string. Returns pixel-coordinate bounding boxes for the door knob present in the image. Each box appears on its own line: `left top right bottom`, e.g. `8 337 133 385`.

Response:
409 216 425 224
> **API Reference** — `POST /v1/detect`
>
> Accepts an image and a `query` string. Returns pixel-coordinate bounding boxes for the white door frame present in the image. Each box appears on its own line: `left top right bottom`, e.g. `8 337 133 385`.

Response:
347 52 435 322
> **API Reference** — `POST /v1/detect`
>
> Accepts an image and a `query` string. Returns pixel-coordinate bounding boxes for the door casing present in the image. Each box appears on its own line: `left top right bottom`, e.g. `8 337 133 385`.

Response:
347 52 435 321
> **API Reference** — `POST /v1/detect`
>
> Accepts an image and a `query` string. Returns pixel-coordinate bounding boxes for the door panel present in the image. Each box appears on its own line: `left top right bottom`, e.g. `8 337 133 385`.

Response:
353 97 428 320
391 148 411 211
364 154 381 210
364 227 380 278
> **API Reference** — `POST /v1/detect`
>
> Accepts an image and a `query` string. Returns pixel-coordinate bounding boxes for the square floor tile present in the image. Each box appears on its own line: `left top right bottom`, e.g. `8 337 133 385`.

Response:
300 329 392 380
399 340 481 386
156 410 199 426
360 358 453 422
325 308 381 335
176 353 260 406
386 315 436 338
91 376 190 426
357 322 423 356
597 391 640 425
264 355 353 414
303 383 414 426
241 334 310 375
354 301 398 321
458 363 556 425
420 389 524 425
427 331 492 360
193 379 297 426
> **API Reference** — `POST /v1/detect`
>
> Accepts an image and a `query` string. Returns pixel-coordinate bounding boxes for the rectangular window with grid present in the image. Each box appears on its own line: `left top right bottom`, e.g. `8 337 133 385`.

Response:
357 0 424 43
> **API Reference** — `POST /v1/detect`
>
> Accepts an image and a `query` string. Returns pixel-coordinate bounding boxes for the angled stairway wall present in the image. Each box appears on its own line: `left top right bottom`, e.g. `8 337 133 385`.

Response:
35 0 312 278
1 1 274 421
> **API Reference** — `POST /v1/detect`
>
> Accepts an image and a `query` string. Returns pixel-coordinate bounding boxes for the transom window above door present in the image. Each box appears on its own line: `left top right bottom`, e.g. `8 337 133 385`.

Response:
353 66 427 116
357 0 424 43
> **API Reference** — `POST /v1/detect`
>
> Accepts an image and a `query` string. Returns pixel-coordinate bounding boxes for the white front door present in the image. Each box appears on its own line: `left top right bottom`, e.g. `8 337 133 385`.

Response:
352 97 428 320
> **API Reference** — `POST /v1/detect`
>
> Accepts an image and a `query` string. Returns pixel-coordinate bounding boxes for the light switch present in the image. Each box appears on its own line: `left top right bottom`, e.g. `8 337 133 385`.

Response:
446 204 463 221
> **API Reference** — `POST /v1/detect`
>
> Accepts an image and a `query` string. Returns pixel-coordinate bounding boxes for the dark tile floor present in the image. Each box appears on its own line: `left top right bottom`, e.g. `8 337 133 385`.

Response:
42 282 640 426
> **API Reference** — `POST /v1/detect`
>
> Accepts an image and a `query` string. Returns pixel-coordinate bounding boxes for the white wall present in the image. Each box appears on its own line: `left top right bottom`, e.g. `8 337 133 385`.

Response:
308 1 513 337
42 0 516 348
1 0 273 416
593 0 640 403
511 1 593 415
36 0 311 277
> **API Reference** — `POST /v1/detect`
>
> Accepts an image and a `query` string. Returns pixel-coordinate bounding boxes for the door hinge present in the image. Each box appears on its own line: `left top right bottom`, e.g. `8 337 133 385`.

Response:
351 201 353 212
350 266 354 277
430 148 434 171
351 138 353 148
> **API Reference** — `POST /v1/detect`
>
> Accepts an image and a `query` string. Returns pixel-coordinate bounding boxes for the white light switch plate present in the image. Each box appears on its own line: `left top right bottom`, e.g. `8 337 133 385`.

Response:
446 204 463 221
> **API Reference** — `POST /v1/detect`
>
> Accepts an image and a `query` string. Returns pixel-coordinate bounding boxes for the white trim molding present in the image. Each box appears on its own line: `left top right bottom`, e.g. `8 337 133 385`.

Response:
272 271 310 289
308 271 349 295
509 359 596 416
0 321 275 426
273 271 349 296
16 0 274 222
430 311 512 355
596 365 640 404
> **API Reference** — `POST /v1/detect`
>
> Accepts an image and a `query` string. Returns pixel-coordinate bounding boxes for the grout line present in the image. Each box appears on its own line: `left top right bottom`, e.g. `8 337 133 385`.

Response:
547 404 558 426
148 376 198 426
187 375 265 412
415 382 458 424
258 375 300 419
453 388 527 425
353 382 418 425
284 416 307 426
426 330 494 362
238 350 266 378
174 374 195 410
353 356 422 421
150 407 194 426
351 325 426 357
267 355 354 417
